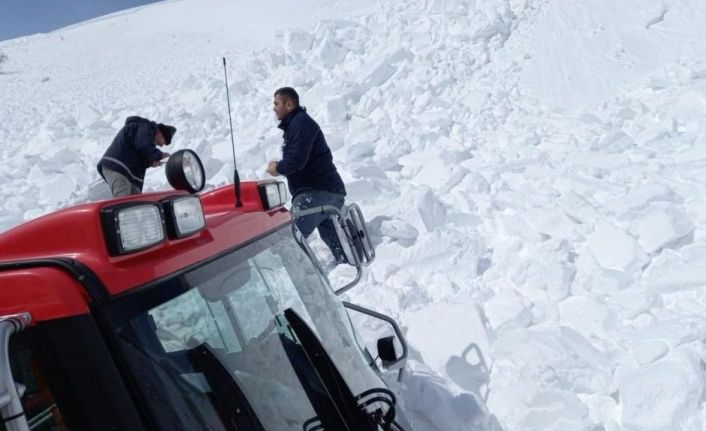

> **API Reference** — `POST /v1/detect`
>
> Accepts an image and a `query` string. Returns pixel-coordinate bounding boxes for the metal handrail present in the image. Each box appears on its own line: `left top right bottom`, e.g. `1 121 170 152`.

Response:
292 205 364 295
1 313 32 431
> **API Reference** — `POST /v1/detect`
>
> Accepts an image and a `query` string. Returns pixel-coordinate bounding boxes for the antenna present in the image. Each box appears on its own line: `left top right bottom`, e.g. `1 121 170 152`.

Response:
223 57 243 207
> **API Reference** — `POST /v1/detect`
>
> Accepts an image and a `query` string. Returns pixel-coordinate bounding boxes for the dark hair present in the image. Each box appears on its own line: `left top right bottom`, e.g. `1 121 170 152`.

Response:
274 87 299 106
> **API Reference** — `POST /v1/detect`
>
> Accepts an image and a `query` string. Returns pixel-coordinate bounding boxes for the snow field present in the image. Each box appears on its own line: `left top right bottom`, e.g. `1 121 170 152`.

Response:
2 0 706 429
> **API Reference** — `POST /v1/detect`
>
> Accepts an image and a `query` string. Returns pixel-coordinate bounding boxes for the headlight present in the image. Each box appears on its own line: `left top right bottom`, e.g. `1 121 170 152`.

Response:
166 149 206 194
162 195 206 238
102 203 166 255
258 181 287 210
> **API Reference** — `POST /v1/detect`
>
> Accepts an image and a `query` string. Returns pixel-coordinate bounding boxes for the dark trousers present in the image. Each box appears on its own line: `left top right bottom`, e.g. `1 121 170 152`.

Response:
292 190 348 264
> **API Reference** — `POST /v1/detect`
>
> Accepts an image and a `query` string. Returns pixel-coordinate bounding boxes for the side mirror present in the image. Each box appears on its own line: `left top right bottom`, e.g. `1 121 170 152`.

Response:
343 302 408 381
377 335 399 366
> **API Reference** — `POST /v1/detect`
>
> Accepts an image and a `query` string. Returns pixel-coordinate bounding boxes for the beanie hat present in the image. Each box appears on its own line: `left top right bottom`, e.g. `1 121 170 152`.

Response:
158 123 177 145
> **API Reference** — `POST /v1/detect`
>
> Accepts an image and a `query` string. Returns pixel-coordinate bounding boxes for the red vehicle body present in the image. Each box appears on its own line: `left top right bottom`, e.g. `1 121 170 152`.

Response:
0 180 411 431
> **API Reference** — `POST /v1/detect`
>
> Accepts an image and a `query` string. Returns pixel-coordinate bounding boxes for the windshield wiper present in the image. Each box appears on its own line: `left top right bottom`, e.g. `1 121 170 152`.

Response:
283 308 407 431
188 343 266 431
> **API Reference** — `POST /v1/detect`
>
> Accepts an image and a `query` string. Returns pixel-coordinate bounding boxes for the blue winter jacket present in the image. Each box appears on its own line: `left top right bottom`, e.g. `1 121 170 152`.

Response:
276 107 346 198
97 116 164 191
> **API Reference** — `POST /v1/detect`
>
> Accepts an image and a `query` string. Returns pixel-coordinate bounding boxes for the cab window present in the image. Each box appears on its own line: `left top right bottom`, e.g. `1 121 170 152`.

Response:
3 334 68 431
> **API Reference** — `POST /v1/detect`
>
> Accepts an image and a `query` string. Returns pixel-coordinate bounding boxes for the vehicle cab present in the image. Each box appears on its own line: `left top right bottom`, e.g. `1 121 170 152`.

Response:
0 151 411 431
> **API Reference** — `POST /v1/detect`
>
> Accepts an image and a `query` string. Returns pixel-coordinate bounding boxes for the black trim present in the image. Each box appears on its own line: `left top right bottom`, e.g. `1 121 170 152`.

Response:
2 411 26 422
0 257 110 304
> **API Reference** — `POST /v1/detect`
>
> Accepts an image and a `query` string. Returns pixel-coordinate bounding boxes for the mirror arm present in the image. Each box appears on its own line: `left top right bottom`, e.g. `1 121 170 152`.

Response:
341 302 408 382
333 269 362 296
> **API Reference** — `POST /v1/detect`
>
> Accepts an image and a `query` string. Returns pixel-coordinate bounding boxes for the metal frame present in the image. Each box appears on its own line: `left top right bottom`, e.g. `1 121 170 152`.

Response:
292 204 375 296
342 302 408 382
0 312 31 431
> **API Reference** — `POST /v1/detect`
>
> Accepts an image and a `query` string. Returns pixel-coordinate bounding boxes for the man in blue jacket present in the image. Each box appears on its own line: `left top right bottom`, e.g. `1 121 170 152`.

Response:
266 87 348 264
98 116 176 197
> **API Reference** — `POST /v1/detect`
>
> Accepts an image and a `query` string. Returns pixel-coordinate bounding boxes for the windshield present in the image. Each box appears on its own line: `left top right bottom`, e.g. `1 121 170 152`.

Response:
103 225 384 430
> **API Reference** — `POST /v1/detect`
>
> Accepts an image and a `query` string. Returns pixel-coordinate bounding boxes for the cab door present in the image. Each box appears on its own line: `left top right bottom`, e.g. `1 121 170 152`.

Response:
3 315 145 431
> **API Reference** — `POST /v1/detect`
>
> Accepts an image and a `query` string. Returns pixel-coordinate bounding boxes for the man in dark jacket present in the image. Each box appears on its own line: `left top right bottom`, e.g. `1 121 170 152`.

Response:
98 116 176 197
266 87 348 264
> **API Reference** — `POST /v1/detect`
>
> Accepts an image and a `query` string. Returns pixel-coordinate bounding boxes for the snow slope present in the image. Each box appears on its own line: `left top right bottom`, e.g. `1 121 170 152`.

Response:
2 0 706 429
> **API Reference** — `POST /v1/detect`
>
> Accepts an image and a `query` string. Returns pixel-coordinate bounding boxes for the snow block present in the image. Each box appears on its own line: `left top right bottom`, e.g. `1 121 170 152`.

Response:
283 30 314 53
358 48 413 91
634 203 693 253
586 222 647 272
618 356 702 430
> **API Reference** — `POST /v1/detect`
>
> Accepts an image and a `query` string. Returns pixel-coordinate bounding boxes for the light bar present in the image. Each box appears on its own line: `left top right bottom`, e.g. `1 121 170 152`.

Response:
102 203 166 255
162 195 206 238
259 181 288 210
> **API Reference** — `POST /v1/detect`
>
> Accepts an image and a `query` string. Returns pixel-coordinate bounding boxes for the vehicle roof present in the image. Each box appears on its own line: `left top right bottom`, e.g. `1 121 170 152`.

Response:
0 181 291 320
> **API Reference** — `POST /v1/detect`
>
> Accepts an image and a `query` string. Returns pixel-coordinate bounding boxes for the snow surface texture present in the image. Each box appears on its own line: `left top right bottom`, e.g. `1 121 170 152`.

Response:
2 0 706 429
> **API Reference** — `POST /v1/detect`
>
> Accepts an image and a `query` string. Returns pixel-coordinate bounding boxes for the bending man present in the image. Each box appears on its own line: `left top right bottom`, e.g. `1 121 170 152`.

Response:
98 116 176 197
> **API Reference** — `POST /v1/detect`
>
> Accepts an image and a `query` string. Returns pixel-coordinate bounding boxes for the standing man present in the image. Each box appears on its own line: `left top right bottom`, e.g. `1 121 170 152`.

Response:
266 87 348 264
98 116 176 197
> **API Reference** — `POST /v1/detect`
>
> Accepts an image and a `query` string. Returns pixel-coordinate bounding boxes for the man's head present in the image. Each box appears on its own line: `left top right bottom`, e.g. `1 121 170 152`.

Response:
156 124 177 147
273 87 299 121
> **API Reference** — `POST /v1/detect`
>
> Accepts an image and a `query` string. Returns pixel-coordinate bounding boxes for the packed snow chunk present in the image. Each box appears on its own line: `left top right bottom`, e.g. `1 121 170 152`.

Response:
525 206 579 240
559 296 617 341
491 327 614 396
401 187 448 232
519 390 594 431
618 355 703 430
612 287 662 320
282 30 314 53
484 280 533 332
38 173 75 205
606 183 679 216
401 361 502 431
379 218 419 246
592 129 634 152
634 203 693 253
74 104 104 129
642 246 706 292
586 222 647 272
345 179 380 202
630 340 669 366
405 301 491 376
344 115 380 152
468 3 514 44
313 34 348 68
321 95 348 123
559 191 600 226
358 48 413 91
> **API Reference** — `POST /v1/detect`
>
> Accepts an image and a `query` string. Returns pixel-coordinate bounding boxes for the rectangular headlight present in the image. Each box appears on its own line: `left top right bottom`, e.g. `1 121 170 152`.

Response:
259 181 287 210
163 195 206 238
102 203 166 255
